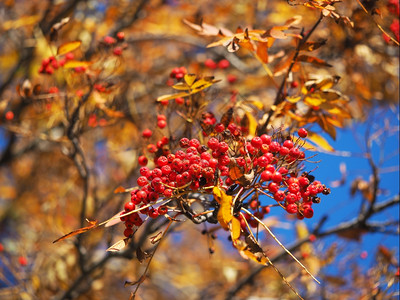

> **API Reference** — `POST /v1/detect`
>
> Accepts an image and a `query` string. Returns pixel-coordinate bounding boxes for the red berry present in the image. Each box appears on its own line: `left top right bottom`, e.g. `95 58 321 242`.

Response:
205 58 217 69
227 74 237 84
138 155 148 166
124 201 135 211
298 128 308 138
158 205 168 215
214 123 225 132
137 176 148 187
175 97 185 105
272 172 282 183
18 256 28 266
5 111 14 120
286 203 297 214
251 136 263 148
104 36 116 45
65 52 74 60
283 140 294 149
260 170 272 181
268 182 279 193
274 190 285 202
218 59 230 69
142 129 152 138
124 228 134 237
157 119 167 129
207 137 219 150
291 81 299 88
113 47 123 56
116 31 125 40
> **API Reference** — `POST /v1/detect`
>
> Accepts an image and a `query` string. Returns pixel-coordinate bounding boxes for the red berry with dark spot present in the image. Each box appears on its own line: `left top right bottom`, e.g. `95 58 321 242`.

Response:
298 128 308 138
286 203 298 214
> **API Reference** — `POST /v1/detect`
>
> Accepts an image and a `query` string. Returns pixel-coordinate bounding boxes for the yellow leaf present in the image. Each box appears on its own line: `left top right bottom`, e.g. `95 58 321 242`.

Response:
217 193 232 230
230 217 241 241
245 111 258 136
57 41 82 56
172 82 190 90
157 92 189 102
2 15 40 30
304 95 324 107
63 60 92 69
184 74 197 86
307 132 334 152
286 96 302 103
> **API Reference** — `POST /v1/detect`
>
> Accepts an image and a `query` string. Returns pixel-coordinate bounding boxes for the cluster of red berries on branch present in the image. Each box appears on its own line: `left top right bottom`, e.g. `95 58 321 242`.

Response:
120 121 330 237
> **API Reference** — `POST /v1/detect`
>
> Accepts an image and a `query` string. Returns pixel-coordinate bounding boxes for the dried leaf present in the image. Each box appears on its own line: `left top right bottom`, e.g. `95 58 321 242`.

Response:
124 275 147 287
297 55 332 67
299 40 327 52
107 238 130 252
136 247 151 263
104 211 124 227
53 220 98 243
57 41 82 56
149 232 163 244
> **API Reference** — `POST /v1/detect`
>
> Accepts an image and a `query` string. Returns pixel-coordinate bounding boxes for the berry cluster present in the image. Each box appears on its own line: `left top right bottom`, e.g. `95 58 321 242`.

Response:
102 32 126 56
38 53 74 75
120 121 330 237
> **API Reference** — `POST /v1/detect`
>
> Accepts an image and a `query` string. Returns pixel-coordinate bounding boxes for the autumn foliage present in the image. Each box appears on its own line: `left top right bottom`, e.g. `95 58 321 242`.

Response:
0 0 399 299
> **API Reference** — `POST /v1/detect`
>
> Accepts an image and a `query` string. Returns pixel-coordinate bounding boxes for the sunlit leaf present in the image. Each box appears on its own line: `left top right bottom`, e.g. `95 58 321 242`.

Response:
157 92 189 102
2 15 40 30
57 41 81 56
184 74 197 86
307 132 334 152
230 217 241 241
172 82 190 90
63 60 92 69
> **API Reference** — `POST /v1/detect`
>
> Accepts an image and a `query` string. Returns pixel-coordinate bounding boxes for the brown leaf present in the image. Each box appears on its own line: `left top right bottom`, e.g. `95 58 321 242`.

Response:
53 220 98 243
124 275 147 287
107 238 130 252
297 55 332 67
299 40 327 51
337 228 366 241
50 17 70 41
378 245 398 266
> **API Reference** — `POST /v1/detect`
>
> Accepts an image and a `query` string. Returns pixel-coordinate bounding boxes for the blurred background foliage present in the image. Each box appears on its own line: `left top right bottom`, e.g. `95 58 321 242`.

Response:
0 0 398 299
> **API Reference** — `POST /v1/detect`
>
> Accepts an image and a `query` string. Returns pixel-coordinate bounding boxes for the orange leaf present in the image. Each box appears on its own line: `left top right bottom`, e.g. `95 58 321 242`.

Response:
297 55 332 67
53 220 98 243
57 41 82 56
114 186 126 193
256 41 269 63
